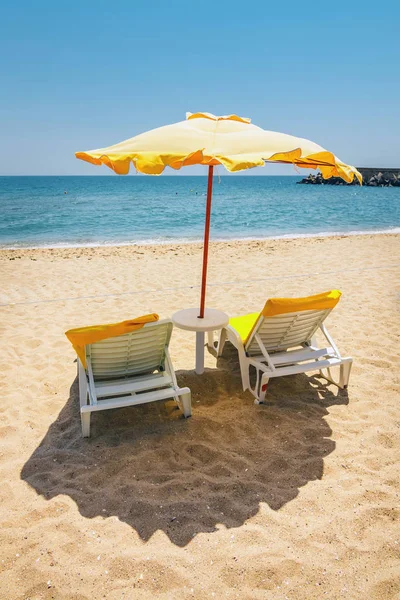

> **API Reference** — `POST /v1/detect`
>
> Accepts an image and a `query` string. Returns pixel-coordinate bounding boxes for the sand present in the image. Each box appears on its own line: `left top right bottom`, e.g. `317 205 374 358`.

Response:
0 233 399 599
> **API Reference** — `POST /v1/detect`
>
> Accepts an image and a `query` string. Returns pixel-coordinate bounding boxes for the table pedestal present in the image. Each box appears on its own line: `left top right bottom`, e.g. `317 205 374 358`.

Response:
172 308 230 374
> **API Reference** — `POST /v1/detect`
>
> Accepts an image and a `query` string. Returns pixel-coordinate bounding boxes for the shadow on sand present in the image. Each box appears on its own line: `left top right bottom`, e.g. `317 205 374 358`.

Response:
21 342 349 547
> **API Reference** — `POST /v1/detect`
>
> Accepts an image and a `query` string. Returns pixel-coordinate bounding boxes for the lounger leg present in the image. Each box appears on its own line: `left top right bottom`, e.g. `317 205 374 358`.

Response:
239 357 251 392
180 390 192 418
319 367 335 387
248 365 261 401
339 361 352 389
217 328 227 357
254 375 269 405
320 359 353 389
258 377 269 404
78 360 88 408
81 412 91 437
207 330 214 348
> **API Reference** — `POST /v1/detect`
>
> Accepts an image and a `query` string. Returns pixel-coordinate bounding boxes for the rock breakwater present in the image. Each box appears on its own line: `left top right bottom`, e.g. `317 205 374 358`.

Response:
298 168 400 187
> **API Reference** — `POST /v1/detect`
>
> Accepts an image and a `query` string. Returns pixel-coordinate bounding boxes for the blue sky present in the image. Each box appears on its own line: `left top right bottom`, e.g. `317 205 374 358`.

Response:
0 0 399 175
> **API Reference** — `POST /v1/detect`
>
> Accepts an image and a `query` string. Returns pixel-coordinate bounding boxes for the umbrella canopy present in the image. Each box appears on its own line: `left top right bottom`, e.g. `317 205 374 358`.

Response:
77 111 361 183
76 112 361 317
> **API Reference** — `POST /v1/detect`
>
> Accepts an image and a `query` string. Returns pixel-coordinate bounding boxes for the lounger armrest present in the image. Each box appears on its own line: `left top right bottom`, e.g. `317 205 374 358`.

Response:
176 385 191 396
217 324 245 358
223 324 245 350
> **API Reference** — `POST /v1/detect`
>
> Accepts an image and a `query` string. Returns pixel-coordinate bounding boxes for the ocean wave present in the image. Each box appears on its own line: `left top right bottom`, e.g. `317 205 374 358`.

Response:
2 227 400 250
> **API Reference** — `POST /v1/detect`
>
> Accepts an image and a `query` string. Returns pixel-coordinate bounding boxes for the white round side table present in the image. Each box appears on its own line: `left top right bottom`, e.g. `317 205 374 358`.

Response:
172 308 229 375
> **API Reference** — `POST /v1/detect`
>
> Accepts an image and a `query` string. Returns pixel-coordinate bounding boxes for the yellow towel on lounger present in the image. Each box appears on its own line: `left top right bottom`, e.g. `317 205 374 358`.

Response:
65 313 159 368
229 290 341 345
262 289 341 318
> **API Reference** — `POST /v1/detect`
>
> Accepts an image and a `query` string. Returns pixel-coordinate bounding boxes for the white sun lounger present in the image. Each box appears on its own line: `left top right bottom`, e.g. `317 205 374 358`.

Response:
76 319 191 436
217 290 352 404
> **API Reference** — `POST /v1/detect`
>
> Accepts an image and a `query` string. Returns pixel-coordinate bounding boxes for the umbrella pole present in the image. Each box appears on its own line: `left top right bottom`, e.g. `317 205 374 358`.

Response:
199 165 214 318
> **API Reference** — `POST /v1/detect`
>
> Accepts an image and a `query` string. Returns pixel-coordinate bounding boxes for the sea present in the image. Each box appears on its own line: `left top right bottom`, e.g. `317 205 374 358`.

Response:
0 176 399 248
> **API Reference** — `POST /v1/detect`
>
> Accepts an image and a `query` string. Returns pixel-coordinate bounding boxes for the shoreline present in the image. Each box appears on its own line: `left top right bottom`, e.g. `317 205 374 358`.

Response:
1 227 400 252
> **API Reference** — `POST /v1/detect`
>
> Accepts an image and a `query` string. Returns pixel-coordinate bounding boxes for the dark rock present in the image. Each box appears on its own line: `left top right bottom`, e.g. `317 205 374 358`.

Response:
297 167 400 187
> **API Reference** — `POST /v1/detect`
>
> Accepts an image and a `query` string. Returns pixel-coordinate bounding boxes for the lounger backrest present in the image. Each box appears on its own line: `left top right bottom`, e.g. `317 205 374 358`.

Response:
243 290 341 356
245 308 332 356
86 319 173 379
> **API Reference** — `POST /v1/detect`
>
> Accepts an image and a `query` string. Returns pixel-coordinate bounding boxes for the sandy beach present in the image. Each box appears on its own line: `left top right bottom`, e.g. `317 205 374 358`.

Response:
0 232 399 599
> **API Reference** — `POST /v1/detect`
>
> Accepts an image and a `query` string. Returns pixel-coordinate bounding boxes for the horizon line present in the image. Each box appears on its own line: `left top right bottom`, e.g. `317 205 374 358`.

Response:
0 173 303 177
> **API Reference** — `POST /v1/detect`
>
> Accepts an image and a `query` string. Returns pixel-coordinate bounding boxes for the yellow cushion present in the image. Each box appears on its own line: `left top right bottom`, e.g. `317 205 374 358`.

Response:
65 313 159 368
229 312 260 343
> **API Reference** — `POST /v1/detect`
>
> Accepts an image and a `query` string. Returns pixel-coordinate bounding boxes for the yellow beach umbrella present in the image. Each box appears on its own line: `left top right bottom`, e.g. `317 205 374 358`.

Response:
76 112 361 316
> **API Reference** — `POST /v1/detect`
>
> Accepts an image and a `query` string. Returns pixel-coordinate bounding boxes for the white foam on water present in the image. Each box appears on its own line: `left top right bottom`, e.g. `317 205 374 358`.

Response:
1 227 400 250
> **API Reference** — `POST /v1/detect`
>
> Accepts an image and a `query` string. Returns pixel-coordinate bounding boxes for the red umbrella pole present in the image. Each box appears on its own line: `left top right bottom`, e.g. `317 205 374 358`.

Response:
199 165 214 318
